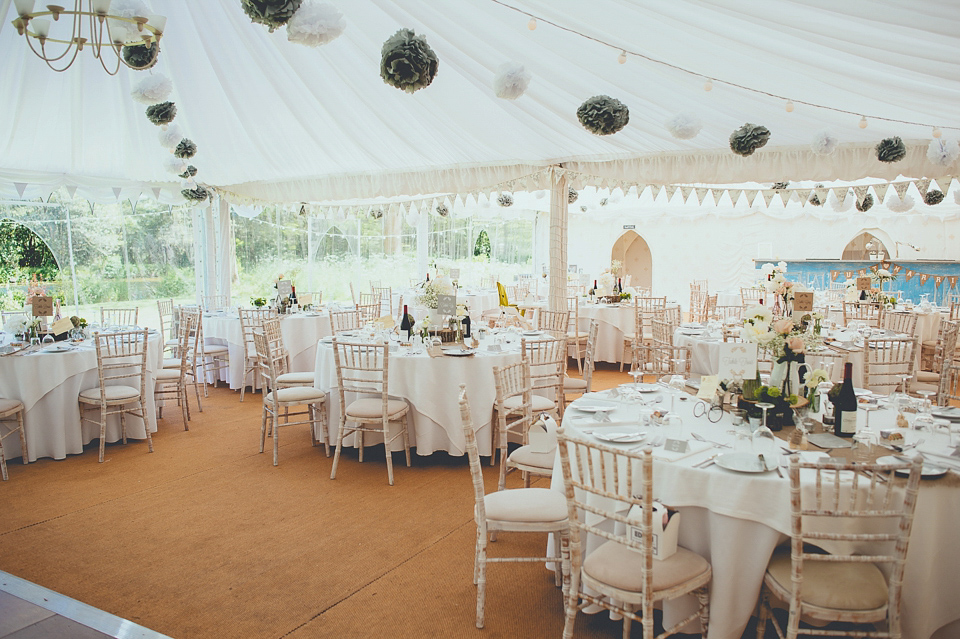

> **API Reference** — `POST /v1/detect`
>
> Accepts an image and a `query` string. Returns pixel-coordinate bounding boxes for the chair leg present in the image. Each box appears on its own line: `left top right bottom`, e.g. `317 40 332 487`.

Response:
696 586 710 638
143 403 154 453
180 384 190 430
98 406 107 463
0 440 7 480
120 410 127 444
383 420 395 486
755 587 769 639
240 364 248 402
273 411 280 466
562 561 579 639
330 420 347 479
476 529 488 628
402 414 411 467
259 405 268 454
18 411 28 465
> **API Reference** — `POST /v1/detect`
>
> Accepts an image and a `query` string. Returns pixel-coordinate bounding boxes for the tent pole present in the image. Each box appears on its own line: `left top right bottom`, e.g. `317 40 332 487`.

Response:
64 203 80 311
548 166 568 312
307 216 314 293
416 213 428 280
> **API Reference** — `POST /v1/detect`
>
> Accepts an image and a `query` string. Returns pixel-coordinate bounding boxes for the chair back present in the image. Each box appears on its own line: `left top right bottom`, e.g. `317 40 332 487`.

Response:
357 302 380 324
537 309 570 338
261 317 292 377
330 309 362 333
651 318 674 347
931 319 959 403
635 296 666 339
863 335 917 394
170 313 196 375
157 298 175 338
843 302 884 328
557 431 656 600
239 307 279 358
203 295 229 312
178 306 204 363
100 307 139 327
359 292 379 308
458 385 488 524
582 320 600 393
690 279 708 292
654 305 682 330
91 329 149 402
331 339 391 411
253 328 283 394
741 287 764 305
493 360 534 438
881 311 918 336
785 457 922 631
521 338 566 405
950 302 960 321
371 286 392 316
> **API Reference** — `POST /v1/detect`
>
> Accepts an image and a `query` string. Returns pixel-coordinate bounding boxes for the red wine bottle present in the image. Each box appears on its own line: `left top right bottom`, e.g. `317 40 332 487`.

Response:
833 362 858 437
400 305 412 338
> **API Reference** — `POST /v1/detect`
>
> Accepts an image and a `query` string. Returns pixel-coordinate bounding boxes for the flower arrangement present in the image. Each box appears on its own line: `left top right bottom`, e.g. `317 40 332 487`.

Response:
251 297 267 308
70 316 88 329
804 368 829 411
418 275 454 309
610 259 623 276
742 306 819 362
3 314 41 338
596 272 615 296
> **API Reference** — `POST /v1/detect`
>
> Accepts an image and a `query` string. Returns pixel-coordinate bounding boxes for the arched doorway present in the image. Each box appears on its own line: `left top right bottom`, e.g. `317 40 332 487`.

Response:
841 231 891 261
611 231 652 291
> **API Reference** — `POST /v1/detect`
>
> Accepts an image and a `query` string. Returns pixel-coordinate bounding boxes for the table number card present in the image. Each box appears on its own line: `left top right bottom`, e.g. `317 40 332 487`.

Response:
793 291 814 312
436 294 457 317
449 268 460 281
30 295 53 316
856 276 872 291
276 279 293 297
718 342 758 380
298 293 312 306
663 439 689 454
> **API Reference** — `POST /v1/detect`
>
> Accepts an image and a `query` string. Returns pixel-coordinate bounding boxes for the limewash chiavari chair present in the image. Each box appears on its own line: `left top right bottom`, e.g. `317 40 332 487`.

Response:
881 310 918 336
842 301 883 328
537 308 570 339
623 296 667 372
78 329 151 463
458 385 569 629
566 296 589 374
755 456 922 639
100 307 138 327
238 307 279 401
330 309 362 334
649 318 692 377
253 328 328 466
863 335 917 395
490 360 534 472
557 433 711 639
330 339 411 485
203 294 229 312
912 319 959 406
740 287 764 307
523 337 566 422
564 320 599 407
0 398 28 480
154 312 196 428
157 298 178 354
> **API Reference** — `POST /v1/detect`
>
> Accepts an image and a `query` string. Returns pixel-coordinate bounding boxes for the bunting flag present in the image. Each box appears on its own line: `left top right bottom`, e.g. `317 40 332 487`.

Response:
857 269 867 276
893 181 911 199
813 186 829 205
831 270 841 281
14 182 27 198
892 264 903 274
904 270 915 282
853 185 870 206
915 178 931 198
794 189 811 205
695 187 709 204
761 189 777 207
934 275 945 288
66 185 79 199
728 189 743 205
832 187 849 207
881 260 891 270
869 264 879 273
873 183 890 203
844 271 854 279
112 187 123 201
680 186 694 203
649 184 663 200
919 273 930 286
949 276 958 289
664 184 679 201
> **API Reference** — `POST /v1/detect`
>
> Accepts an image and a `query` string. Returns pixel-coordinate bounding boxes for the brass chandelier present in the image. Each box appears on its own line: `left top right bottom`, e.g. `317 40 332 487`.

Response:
10 0 166 74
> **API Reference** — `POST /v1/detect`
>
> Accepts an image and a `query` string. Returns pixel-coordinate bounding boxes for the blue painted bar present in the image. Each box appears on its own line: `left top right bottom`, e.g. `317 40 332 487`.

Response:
754 260 960 305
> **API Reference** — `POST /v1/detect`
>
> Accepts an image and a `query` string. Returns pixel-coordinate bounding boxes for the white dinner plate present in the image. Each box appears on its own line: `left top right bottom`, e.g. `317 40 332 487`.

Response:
631 383 661 393
574 399 619 413
931 407 960 422
875 455 948 478
521 330 542 336
715 452 777 473
442 349 475 357
43 344 71 353
593 431 647 444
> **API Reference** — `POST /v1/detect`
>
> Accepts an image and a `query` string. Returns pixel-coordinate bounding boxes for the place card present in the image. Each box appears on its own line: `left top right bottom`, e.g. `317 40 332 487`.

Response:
663 439 689 454
298 293 312 306
696 375 720 401
486 343 502 353
30 295 52 316
718 342 757 380
856 276 872 291
436 294 457 317
52 318 74 335
793 291 814 312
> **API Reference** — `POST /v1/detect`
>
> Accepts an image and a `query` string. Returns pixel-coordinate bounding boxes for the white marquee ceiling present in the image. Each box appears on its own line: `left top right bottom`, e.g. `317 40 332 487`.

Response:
0 0 958 204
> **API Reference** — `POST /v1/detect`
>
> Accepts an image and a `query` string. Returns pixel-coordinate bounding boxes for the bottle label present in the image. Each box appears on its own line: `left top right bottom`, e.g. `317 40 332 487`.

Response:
837 409 858 435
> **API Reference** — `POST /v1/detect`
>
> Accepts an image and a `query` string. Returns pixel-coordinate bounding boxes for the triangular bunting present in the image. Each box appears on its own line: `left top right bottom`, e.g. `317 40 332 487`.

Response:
881 260 891 270
66 185 78 199
892 264 903 274
904 270 914 282
915 178 931 198
695 187 709 204
728 189 743 205
893 181 910 199
649 185 663 200
919 273 930 286
745 190 760 206
112 187 122 201
761 190 777 207
869 264 879 273
152 187 163 200
949 276 958 289
14 182 27 198
844 271 854 279
831 270 840 281
934 275 945 288
680 186 694 203
664 185 679 201
794 189 811 206
813 186 829 205
853 185 870 205
831 188 849 207
873 183 889 203
857 269 867 276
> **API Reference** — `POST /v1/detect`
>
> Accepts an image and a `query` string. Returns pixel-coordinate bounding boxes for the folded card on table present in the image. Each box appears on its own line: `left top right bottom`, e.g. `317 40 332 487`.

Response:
654 438 713 463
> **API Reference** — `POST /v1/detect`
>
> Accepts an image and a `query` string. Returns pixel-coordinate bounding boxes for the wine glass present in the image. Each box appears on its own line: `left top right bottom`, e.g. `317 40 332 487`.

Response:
665 413 684 440
41 332 55 347
752 403 777 457
628 369 643 390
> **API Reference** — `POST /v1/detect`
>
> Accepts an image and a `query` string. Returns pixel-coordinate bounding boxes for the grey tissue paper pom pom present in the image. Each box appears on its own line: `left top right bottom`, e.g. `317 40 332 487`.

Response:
241 0 303 32
810 130 838 156
577 95 629 135
145 101 176 126
729 123 771 156
875 137 906 163
856 194 874 212
380 29 439 94
924 190 944 206
665 112 702 140
181 185 209 203
179 165 198 179
493 62 531 100
122 42 159 70
174 139 197 159
567 188 579 204
497 193 514 207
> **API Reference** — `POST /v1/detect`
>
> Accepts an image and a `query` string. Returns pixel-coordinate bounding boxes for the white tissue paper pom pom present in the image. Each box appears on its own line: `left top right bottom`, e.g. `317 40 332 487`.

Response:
828 190 853 213
158 124 183 148
493 62 531 100
164 156 187 175
886 194 915 213
665 112 702 139
927 138 959 167
106 0 152 45
286 1 346 47
811 130 839 156
131 73 172 105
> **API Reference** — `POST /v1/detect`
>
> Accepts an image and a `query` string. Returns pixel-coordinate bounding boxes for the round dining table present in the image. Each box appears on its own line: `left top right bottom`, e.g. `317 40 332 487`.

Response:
204 310 332 389
313 332 530 456
552 386 960 639
0 331 162 461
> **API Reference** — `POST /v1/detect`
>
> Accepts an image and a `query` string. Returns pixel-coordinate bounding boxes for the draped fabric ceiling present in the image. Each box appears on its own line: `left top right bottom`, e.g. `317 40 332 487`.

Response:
0 0 958 205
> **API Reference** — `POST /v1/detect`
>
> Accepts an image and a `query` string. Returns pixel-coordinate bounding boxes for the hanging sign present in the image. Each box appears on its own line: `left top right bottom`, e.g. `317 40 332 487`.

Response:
623 225 636 230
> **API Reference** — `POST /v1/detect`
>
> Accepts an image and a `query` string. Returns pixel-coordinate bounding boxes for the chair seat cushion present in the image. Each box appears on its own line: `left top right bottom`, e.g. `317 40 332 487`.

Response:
162 357 180 368
915 370 939 383
583 540 711 594
345 397 408 419
564 377 587 391
266 387 326 404
79 385 141 402
164 338 178 347
503 395 556 412
276 372 315 385
203 345 230 355
508 445 555 471
766 551 888 611
482 487 567 523
0 398 24 416
567 331 589 340
922 339 937 348
155 368 183 381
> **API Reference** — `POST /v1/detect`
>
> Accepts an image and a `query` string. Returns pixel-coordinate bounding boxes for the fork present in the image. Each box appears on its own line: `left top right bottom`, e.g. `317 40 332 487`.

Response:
690 432 731 448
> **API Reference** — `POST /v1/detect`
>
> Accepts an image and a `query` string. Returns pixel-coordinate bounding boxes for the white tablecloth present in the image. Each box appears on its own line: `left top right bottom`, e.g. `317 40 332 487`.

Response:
204 311 332 389
577 303 635 364
553 390 960 639
313 337 521 456
0 332 162 461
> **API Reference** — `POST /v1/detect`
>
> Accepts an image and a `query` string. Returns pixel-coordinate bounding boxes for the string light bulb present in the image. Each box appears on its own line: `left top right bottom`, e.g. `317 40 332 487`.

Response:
785 100 794 113
932 127 942 139
858 116 868 129
617 50 627 64
703 78 713 92
527 17 537 30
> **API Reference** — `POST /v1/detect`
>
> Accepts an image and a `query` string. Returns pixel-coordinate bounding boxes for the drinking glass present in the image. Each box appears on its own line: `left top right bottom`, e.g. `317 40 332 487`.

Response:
916 390 936 416
41 333 55 347
628 369 643 389
664 413 684 440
